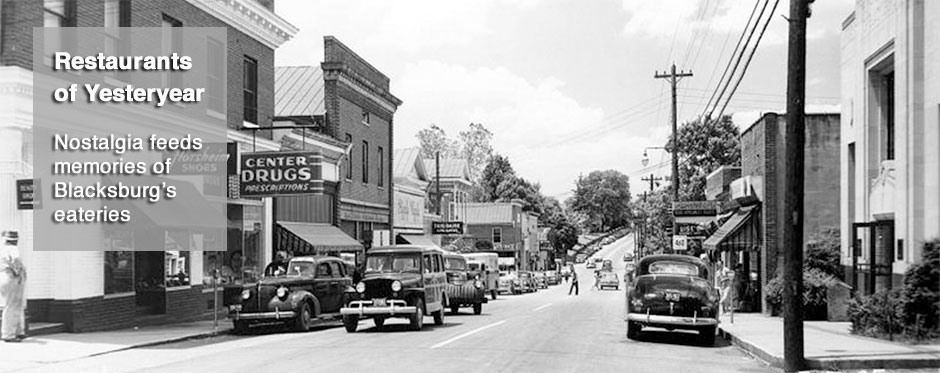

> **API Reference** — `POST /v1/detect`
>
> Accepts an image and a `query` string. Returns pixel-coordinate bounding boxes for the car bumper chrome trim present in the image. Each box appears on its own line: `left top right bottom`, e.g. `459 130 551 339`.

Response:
230 310 297 320
340 300 417 316
626 313 719 326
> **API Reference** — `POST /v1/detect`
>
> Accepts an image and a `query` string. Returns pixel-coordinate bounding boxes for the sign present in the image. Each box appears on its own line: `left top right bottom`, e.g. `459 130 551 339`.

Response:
676 223 709 237
163 143 229 175
394 191 425 229
672 201 718 217
672 235 688 251
240 151 323 197
16 179 40 210
432 221 463 235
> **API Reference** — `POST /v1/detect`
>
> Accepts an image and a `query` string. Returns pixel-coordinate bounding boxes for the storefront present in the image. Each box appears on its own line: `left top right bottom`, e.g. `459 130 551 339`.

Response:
703 203 762 313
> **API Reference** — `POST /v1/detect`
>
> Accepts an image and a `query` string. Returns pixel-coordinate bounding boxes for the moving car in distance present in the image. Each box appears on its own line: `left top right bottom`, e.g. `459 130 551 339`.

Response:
340 245 447 332
464 252 499 300
601 259 613 272
625 254 719 345
224 256 353 334
443 253 487 315
532 271 548 289
623 252 634 262
598 271 619 290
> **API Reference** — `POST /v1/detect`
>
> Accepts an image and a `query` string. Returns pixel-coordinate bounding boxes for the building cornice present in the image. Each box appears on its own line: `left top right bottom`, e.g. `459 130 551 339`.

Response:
185 0 298 49
323 67 401 113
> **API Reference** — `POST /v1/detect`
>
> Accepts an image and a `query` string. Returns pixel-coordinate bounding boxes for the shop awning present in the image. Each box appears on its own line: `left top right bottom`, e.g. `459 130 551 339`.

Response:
397 234 439 247
704 205 759 251
124 178 226 231
674 215 717 225
276 222 363 254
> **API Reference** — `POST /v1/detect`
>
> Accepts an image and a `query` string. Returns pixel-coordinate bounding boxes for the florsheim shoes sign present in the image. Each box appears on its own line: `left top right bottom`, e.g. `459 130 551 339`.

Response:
239 151 326 197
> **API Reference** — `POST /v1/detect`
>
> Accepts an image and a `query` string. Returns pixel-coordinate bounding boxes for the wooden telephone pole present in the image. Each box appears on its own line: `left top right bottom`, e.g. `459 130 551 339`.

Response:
654 64 692 202
641 173 663 193
784 0 811 371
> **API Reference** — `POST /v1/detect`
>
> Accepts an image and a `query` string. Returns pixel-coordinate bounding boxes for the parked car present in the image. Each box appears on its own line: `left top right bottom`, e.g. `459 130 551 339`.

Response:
625 254 719 345
623 253 634 262
443 253 487 315
498 271 516 294
513 271 536 294
598 271 619 290
532 272 548 289
545 270 561 285
340 245 448 332
223 256 353 334
464 252 499 300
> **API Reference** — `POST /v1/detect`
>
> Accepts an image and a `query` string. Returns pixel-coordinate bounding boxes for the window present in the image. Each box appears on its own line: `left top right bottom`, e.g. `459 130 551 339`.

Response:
43 0 75 64
492 228 502 244
377 146 384 187
206 38 225 113
164 231 192 287
104 0 130 27
361 111 371 125
317 263 332 278
423 255 433 273
104 230 134 295
345 134 353 180
243 56 259 124
883 73 895 160
209 205 263 285
161 14 183 89
361 140 369 183
330 262 344 277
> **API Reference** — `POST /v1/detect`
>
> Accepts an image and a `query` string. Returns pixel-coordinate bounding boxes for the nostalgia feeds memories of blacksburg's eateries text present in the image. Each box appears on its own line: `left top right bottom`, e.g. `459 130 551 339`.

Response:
32 27 230 251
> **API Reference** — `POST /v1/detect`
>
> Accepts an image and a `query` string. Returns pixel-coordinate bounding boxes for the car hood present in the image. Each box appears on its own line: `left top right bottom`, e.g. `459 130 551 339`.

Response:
361 272 422 286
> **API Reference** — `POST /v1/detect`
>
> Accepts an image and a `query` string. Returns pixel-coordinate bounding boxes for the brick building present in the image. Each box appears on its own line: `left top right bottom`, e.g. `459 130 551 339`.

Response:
840 0 940 295
0 0 296 331
462 200 539 271
706 111 841 313
423 157 473 247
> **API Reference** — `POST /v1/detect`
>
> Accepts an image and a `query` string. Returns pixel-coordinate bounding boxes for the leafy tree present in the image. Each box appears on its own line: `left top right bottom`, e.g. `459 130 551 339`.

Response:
805 227 842 279
457 123 494 182
480 154 516 202
632 189 673 254
665 115 741 201
569 170 632 232
416 124 460 159
548 215 580 261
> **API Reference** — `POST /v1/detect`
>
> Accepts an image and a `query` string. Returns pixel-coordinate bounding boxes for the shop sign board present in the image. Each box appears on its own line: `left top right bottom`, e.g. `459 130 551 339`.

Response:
432 221 463 235
395 192 425 229
672 235 689 251
240 151 323 197
16 179 40 210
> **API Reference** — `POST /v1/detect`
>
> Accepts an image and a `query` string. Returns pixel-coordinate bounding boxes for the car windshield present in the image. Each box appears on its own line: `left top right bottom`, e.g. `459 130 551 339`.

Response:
468 263 481 271
648 261 700 276
365 254 421 273
444 258 467 270
602 272 618 280
519 272 531 278
283 261 316 276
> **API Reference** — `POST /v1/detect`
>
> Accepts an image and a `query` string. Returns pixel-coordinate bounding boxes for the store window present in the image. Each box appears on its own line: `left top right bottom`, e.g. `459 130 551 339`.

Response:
492 227 502 244
165 230 191 287
104 230 134 295
211 204 264 284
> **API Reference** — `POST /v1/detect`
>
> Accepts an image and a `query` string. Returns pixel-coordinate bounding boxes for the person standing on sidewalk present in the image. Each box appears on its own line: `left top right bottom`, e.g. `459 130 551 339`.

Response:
568 265 579 296
0 231 27 342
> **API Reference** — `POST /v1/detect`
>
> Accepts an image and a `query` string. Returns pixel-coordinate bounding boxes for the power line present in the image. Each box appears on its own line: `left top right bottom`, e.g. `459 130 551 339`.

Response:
699 0 763 120
705 0 770 120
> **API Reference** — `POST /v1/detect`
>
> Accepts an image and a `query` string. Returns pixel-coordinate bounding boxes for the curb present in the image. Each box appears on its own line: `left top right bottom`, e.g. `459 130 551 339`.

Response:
718 326 940 371
86 327 232 358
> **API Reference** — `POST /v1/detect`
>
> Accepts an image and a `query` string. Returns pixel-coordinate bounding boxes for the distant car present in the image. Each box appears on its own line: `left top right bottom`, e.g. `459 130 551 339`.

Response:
498 271 516 294
545 270 561 285
598 271 619 290
224 256 353 334
623 253 634 262
602 260 613 272
625 254 719 345
513 271 536 294
532 272 548 289
585 261 596 269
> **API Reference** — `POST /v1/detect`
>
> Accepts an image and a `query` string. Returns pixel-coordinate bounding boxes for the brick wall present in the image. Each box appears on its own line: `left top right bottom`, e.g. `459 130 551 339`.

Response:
49 295 136 332
466 223 521 247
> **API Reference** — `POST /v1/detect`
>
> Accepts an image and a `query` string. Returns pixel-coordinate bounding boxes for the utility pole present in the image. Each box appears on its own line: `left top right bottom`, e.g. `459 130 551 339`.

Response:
654 64 692 202
641 173 663 193
784 0 811 371
436 151 442 216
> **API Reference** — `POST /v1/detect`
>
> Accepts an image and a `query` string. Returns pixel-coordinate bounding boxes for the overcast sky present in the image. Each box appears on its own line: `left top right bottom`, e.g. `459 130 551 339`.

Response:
274 0 854 199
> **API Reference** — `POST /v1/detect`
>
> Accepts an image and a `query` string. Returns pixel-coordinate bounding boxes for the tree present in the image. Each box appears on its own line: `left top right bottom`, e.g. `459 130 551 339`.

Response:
548 215 579 261
632 189 673 254
480 154 516 202
569 170 632 232
416 124 460 160
458 123 494 182
665 115 741 201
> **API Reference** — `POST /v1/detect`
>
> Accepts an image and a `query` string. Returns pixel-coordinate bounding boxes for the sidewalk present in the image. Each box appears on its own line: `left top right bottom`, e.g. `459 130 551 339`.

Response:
0 320 230 372
718 313 940 371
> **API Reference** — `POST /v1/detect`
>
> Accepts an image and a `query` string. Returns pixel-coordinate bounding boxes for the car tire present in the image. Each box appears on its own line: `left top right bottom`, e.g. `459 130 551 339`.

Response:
373 317 385 329
292 302 312 332
410 299 425 331
342 315 358 333
473 303 482 315
433 305 445 326
699 326 716 346
232 320 249 335
450 304 460 315
626 321 640 340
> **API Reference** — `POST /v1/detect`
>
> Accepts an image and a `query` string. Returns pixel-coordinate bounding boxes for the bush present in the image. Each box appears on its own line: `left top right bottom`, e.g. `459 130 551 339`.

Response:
763 268 837 319
848 288 905 339
805 227 842 279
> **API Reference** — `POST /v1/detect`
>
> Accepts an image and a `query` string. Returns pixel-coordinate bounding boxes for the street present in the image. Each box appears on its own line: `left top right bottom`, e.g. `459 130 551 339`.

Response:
22 235 772 373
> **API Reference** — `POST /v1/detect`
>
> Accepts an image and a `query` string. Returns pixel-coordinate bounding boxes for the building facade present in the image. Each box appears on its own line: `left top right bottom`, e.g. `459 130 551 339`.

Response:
423 158 473 247
463 200 538 270
840 0 940 295
392 148 437 246
0 0 296 331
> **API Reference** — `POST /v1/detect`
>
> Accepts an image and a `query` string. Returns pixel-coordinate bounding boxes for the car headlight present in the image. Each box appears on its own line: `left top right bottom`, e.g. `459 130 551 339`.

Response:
631 298 644 308
391 280 402 292
241 289 251 300
276 286 288 299
356 282 366 293
475 274 480 280
474 280 483 289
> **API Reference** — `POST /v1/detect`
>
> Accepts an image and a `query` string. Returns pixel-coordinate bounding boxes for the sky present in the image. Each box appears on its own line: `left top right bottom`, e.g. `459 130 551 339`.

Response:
273 0 855 200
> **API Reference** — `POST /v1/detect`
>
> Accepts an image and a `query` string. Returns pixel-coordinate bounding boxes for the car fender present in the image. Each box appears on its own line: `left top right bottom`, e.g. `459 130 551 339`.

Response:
288 290 321 316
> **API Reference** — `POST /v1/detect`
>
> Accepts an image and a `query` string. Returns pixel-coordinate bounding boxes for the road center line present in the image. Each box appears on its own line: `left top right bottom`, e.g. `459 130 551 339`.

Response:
430 320 506 349
532 303 553 312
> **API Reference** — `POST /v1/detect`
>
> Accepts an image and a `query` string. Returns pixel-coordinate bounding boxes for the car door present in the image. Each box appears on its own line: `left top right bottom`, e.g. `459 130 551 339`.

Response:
314 262 334 312
327 261 347 312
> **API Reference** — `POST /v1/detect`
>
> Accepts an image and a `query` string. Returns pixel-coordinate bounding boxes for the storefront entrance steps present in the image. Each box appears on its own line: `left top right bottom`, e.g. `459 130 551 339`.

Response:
718 313 940 371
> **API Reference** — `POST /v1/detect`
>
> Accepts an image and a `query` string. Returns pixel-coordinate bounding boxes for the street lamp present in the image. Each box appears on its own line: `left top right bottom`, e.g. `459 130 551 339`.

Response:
641 146 667 167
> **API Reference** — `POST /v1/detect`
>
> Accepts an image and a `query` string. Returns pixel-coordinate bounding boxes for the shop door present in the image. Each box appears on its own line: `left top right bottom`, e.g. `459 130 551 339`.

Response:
851 221 894 295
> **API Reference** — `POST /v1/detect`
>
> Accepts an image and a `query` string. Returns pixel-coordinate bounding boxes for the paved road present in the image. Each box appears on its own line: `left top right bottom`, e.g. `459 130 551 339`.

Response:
23 234 774 373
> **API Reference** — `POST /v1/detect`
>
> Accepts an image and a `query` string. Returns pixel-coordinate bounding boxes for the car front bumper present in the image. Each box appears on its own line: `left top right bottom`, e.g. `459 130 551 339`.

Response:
340 300 417 317
626 312 719 327
229 309 297 321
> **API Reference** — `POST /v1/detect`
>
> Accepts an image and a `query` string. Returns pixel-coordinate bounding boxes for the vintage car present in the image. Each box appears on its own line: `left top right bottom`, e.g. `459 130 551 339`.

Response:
623 253 635 262
443 253 487 315
598 271 620 290
513 271 536 294
497 271 516 294
340 245 448 332
223 256 353 334
545 270 561 285
625 254 720 345
585 261 597 269
464 252 499 300
601 259 613 272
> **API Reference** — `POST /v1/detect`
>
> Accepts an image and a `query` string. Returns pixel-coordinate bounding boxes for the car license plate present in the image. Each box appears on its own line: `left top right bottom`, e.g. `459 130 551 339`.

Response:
665 292 680 302
229 304 242 312
374 298 387 307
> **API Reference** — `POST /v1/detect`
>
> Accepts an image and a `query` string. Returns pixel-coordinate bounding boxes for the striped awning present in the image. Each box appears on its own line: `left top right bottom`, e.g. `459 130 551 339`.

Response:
276 222 363 255
703 205 759 251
